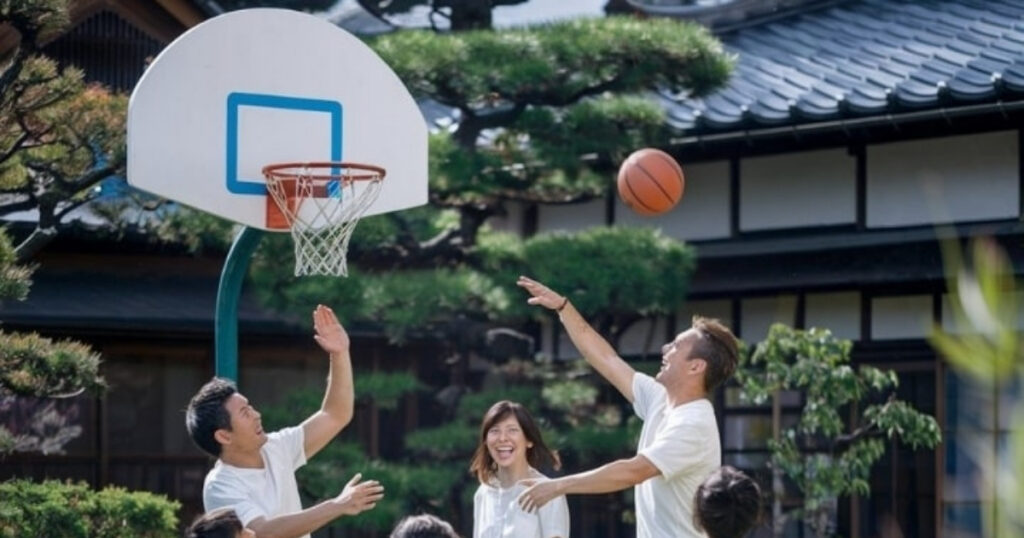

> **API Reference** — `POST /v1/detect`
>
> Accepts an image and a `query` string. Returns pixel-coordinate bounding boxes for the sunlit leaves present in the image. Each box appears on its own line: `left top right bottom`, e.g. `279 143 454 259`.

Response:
740 324 940 537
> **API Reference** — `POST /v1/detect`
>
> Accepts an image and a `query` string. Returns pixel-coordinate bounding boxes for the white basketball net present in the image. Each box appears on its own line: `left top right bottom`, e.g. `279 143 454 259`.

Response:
264 165 383 277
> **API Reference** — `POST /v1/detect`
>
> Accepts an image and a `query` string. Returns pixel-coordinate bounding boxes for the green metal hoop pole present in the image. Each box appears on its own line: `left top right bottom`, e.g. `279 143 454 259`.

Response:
215 226 265 381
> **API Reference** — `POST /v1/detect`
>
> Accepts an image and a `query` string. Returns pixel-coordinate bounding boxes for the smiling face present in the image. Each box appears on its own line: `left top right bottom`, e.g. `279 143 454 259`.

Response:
657 328 705 389
215 393 267 454
485 413 533 472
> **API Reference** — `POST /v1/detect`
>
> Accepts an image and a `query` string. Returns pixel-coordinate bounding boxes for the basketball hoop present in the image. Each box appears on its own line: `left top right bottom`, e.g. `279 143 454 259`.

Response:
263 162 385 277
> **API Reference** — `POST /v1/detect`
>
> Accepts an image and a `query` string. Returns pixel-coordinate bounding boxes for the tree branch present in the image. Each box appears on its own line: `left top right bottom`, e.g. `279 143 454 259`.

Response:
518 76 623 108
54 194 97 221
831 423 881 454
66 163 120 193
0 130 33 165
14 226 57 263
353 0 399 30
454 103 525 148
0 197 37 217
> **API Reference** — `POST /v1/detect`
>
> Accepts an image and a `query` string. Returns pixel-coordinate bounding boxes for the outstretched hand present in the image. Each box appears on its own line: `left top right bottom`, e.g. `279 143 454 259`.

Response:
334 473 384 516
517 478 561 513
517 276 567 311
313 305 349 355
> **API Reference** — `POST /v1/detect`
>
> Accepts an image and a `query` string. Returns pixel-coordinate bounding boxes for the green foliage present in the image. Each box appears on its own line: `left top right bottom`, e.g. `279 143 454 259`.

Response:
929 237 1024 537
0 330 103 398
150 206 237 254
361 268 512 343
370 16 731 205
0 1 131 260
517 227 694 322
931 239 1021 382
0 479 179 538
355 371 427 410
404 421 478 459
739 324 941 537
556 419 642 462
0 1 70 42
372 17 730 106
0 228 32 301
455 385 539 421
541 380 597 415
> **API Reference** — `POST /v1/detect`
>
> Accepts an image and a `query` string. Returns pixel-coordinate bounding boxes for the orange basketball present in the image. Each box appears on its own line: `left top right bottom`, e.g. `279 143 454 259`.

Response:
617 148 685 216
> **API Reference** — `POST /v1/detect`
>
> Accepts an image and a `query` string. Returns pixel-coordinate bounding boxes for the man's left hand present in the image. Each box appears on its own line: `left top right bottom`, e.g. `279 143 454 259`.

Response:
313 304 349 355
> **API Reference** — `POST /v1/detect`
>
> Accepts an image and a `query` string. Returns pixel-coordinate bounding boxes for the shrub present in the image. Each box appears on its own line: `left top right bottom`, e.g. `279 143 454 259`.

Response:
0 479 179 538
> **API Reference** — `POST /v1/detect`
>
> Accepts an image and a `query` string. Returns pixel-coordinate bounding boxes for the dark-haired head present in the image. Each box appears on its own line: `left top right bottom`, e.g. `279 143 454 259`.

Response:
690 316 740 393
185 508 251 538
186 378 237 457
694 466 762 538
469 400 560 484
390 514 460 538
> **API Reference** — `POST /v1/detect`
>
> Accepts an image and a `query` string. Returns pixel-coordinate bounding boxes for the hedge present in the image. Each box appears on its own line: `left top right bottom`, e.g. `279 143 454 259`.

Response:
0 479 179 538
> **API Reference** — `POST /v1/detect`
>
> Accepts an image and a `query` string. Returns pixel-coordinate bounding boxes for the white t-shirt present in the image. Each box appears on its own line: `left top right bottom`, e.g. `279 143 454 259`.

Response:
473 469 570 538
203 426 308 537
632 373 720 538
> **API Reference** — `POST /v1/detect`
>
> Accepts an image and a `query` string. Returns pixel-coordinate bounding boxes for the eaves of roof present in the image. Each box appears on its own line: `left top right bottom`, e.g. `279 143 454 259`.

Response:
655 0 1024 138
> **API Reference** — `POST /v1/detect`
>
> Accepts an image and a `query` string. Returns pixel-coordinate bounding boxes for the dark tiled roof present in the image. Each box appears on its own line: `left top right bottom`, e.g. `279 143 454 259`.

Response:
661 0 1024 133
0 270 300 334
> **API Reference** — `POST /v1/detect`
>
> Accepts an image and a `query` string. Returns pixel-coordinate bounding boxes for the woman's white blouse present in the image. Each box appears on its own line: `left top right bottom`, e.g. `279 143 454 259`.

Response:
473 470 570 538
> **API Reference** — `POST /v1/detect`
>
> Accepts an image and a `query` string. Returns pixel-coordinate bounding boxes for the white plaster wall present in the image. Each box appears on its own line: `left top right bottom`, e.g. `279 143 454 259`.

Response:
740 149 856 231
487 200 526 235
740 295 798 342
536 198 606 233
867 131 1019 227
619 317 669 356
679 299 735 332
616 160 731 241
870 295 932 340
805 292 861 340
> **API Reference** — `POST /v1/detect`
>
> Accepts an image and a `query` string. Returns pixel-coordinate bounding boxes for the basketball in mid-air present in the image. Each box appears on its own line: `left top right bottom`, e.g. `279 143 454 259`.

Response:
616 148 685 216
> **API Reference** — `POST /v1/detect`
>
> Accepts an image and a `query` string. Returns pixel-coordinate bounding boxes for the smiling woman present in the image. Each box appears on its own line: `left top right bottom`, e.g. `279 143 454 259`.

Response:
469 401 569 538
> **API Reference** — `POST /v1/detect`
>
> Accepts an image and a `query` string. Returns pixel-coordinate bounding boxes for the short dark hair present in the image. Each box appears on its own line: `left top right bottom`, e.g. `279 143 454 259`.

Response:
185 508 243 538
186 377 237 457
690 316 740 393
469 400 560 484
389 514 460 538
694 466 762 538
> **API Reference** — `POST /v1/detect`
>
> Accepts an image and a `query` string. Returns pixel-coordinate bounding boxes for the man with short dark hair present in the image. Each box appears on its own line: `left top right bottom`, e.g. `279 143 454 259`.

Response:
515 276 740 538
186 305 383 538
694 466 762 538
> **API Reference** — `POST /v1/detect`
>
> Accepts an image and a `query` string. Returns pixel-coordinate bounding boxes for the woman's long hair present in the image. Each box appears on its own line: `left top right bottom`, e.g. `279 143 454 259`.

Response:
469 400 560 485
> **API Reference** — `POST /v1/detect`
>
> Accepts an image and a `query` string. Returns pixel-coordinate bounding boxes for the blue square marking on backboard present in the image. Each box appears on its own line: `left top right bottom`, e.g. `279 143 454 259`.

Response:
226 92 343 195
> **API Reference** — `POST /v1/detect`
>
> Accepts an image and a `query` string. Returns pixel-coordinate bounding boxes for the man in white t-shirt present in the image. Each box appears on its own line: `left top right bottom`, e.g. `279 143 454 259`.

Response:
515 276 741 538
186 305 383 538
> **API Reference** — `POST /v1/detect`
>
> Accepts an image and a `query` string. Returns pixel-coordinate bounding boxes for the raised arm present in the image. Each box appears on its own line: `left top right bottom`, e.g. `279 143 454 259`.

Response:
301 305 354 459
517 276 636 402
516 455 659 513
248 473 383 538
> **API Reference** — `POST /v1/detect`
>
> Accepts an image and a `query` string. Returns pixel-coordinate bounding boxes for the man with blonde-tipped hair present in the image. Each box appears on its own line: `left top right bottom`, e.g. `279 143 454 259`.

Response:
515 276 740 538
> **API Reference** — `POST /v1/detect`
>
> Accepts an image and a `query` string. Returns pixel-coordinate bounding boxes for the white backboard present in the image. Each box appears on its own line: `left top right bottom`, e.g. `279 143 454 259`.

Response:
128 8 427 231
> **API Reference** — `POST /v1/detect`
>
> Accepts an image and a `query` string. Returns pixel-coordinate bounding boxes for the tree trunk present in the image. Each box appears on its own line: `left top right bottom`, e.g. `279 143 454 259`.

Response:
772 390 784 538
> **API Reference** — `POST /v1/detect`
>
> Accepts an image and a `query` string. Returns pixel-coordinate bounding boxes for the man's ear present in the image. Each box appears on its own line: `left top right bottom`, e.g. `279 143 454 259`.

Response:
690 357 708 374
214 428 232 446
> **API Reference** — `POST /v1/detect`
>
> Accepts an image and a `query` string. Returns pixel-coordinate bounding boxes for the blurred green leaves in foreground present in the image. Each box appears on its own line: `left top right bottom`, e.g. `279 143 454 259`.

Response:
930 237 1024 538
